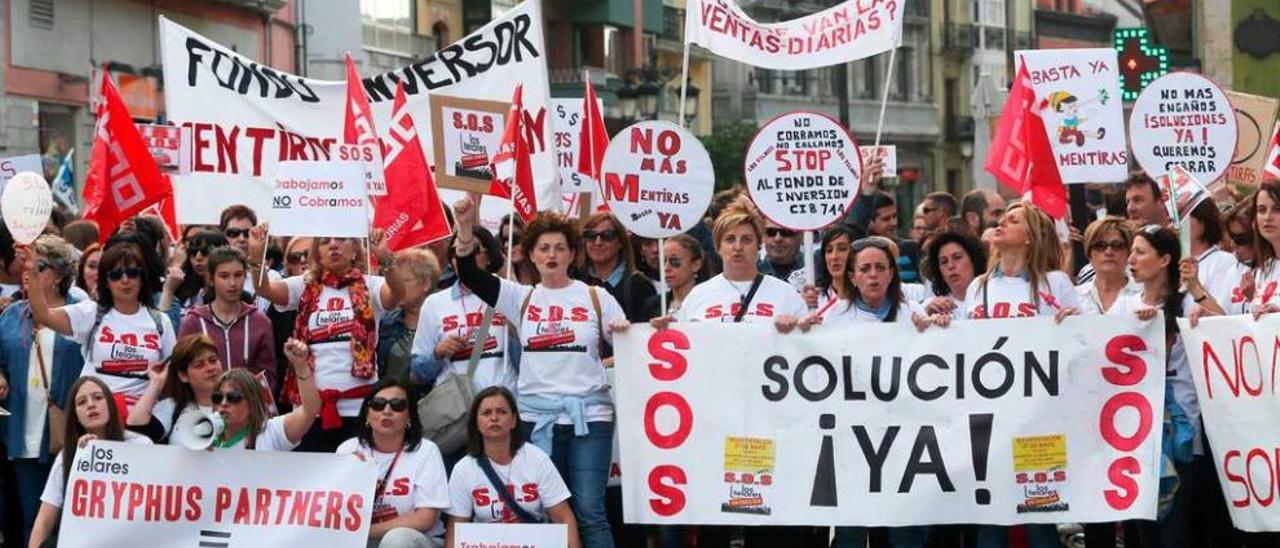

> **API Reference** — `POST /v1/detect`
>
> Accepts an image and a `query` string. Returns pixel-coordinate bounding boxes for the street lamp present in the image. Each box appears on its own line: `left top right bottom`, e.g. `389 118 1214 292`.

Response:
636 79 661 119
616 82 638 122
679 81 700 123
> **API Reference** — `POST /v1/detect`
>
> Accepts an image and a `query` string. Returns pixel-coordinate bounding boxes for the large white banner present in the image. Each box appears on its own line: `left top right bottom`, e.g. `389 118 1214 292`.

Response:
1017 49 1128 184
58 441 376 547
160 0 559 224
1179 315 1280 532
614 316 1166 526
684 0 906 71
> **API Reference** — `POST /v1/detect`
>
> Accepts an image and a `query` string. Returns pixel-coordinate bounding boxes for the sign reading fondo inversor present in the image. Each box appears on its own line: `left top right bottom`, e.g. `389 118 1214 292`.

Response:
1129 72 1238 184
600 121 714 239
744 111 861 231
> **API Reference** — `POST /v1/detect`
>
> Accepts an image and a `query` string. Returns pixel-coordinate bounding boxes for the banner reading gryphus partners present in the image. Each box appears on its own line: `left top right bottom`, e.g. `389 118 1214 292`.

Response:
58 441 376 548
613 316 1166 526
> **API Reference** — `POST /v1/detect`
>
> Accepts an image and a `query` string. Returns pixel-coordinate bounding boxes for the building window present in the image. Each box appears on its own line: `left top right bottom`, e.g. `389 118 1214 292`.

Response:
30 0 54 29
603 26 624 76
361 0 413 33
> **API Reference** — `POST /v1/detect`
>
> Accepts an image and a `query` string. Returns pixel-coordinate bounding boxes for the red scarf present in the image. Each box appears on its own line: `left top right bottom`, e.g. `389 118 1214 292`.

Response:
283 269 377 423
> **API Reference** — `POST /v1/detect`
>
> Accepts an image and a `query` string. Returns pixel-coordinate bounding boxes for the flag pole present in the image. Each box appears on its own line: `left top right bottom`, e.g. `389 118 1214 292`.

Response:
873 46 898 149
662 44 693 317
502 193 515 377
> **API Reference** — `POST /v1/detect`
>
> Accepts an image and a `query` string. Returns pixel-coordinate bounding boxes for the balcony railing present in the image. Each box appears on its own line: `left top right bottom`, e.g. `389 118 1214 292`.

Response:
943 23 976 55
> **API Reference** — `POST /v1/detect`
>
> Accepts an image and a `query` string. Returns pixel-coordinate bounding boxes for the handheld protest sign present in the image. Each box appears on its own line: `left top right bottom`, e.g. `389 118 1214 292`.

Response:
1 172 54 245
1129 72 1237 184
600 120 714 239
269 160 370 238
1017 48 1128 183
744 111 862 231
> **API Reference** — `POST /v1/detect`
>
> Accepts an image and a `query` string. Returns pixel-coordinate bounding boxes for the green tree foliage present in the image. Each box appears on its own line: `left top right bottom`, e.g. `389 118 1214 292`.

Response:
698 123 758 192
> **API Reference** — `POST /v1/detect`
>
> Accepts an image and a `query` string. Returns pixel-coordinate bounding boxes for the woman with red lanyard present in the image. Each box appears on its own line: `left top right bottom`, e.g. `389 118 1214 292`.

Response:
249 227 404 452
1248 179 1280 317
337 378 449 548
26 241 176 417
210 338 319 451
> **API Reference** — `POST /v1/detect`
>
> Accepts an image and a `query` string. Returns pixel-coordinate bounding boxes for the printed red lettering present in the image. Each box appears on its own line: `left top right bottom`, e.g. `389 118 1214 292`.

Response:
1103 335 1148 386
1104 456 1140 510
647 329 690 381
648 465 687 516
1099 392 1153 452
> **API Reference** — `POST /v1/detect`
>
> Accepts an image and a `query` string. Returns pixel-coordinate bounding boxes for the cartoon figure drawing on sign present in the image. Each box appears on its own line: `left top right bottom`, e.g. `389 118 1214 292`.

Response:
1047 91 1108 147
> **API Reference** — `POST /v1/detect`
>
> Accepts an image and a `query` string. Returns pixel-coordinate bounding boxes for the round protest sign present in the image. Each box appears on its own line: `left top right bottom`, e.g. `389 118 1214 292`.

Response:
600 121 714 239
743 111 861 230
1 172 53 245
1129 72 1237 183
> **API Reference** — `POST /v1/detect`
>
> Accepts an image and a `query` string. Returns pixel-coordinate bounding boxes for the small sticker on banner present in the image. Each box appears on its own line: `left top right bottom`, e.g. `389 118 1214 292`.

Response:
722 436 774 515
1012 434 1070 514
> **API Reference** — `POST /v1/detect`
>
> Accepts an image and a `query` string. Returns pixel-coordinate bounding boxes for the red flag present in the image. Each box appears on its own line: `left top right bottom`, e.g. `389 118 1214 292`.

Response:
577 80 610 212
82 72 173 242
1264 121 1280 179
375 82 452 251
983 62 1067 218
489 85 538 222
343 53 379 146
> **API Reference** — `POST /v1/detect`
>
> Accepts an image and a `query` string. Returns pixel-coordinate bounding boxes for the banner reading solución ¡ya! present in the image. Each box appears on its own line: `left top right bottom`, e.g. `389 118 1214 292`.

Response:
614 315 1167 526
159 0 558 224
58 441 376 548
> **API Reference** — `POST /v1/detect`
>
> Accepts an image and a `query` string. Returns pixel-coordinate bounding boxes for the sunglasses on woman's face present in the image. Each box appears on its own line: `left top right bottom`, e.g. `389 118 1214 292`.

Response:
583 229 619 243
106 267 142 282
223 228 250 239
211 390 244 405
287 251 308 264
189 245 211 257
1231 232 1253 247
665 256 683 268
369 397 409 412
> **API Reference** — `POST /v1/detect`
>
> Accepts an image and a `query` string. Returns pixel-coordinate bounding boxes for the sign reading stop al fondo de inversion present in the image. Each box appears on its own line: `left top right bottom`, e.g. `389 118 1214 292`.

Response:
744 111 862 231
601 120 714 239
1129 72 1238 183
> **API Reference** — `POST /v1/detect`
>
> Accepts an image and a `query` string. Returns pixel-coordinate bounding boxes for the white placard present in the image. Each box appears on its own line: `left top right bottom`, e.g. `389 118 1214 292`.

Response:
600 121 714 239
552 97 604 194
1017 48 1129 183
58 441 376 547
1129 72 1238 184
744 111 861 230
331 142 387 196
455 523 568 547
270 161 369 238
137 123 192 174
1 172 54 244
0 154 45 195
859 145 897 175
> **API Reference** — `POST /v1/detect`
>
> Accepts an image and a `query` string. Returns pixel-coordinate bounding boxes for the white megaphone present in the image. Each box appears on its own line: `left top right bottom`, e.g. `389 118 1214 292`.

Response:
171 408 226 450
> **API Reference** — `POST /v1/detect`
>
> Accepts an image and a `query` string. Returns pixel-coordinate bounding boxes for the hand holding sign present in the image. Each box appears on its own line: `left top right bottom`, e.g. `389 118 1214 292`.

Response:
1 172 54 245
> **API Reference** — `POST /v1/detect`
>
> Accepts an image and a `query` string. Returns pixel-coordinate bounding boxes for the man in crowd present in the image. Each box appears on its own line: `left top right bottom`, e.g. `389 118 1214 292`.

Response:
758 220 804 286
1125 172 1170 226
219 204 275 309
960 189 1006 240
921 191 957 237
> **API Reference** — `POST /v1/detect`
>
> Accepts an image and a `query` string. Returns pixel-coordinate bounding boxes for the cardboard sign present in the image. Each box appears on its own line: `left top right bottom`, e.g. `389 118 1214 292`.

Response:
616 316 1166 526
136 124 192 174
1017 49 1128 183
1129 72 1238 184
1 172 53 244
1154 165 1210 225
552 97 604 194
454 523 568 547
0 154 46 195
600 121 714 239
270 160 369 238
330 143 387 196
744 111 861 231
684 0 906 71
859 145 897 175
1224 91 1280 190
429 95 510 195
58 441 375 548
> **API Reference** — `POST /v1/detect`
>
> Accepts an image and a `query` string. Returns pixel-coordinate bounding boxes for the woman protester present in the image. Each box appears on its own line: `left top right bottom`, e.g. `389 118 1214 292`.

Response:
210 338 319 451
452 194 625 548
445 387 579 548
377 250 440 388
28 377 153 548
1248 179 1280 317
250 226 404 452
413 226 517 396
817 236 934 329
641 234 707 320
170 230 230 314
921 231 987 316
126 334 224 442
1077 218 1140 315
0 235 84 546
25 240 176 415
75 243 101 301
579 211 657 322
283 237 312 278
178 247 276 392
1186 199 1242 311
337 378 450 548
802 226 859 312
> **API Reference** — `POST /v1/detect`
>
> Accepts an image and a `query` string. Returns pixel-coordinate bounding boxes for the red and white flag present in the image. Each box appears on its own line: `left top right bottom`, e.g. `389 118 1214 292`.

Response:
343 53 387 195
83 72 173 242
1264 121 1280 179
577 78 610 210
489 85 538 223
374 82 452 251
984 62 1067 218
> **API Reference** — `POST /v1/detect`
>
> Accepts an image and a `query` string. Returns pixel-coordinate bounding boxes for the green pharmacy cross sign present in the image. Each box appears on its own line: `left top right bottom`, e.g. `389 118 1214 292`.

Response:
1114 28 1170 102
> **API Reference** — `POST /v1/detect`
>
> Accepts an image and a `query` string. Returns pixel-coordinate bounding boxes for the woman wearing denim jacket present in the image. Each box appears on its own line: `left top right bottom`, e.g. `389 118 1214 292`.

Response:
0 235 84 546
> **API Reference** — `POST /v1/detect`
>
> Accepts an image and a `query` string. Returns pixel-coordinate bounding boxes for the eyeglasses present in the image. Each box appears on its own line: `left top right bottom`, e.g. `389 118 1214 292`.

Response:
286 251 308 264
211 390 244 405
35 259 52 273
369 397 409 412
765 227 797 238
583 229 619 243
1089 240 1128 253
106 267 142 282
223 228 250 239
851 237 892 252
1230 232 1253 247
